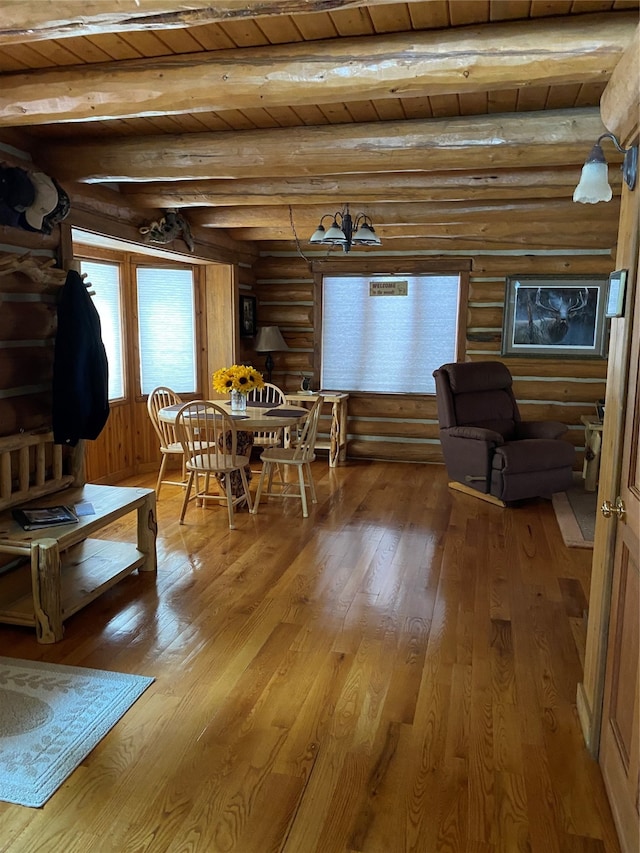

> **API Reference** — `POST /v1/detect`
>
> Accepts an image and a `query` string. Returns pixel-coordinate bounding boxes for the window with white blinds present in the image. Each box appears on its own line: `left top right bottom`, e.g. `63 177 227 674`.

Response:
80 259 125 401
321 274 460 395
136 267 197 396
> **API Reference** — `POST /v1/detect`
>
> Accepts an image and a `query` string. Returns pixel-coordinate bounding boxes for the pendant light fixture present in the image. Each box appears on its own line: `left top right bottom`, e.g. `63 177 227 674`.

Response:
309 204 382 253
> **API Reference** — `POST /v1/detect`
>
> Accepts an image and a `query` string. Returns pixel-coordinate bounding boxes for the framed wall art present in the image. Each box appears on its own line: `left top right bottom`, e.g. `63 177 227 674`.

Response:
239 295 257 337
501 275 608 358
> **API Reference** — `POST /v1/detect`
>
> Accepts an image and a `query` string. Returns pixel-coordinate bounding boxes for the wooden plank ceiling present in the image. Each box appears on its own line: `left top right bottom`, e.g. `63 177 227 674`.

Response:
0 0 637 252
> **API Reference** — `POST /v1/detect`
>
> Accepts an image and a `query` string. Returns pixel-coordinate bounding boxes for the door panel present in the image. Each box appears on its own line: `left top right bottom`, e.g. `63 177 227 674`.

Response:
599 249 640 853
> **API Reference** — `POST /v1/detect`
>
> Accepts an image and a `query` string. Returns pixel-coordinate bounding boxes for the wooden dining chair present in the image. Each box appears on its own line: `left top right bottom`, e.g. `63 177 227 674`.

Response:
146 386 186 497
175 401 252 529
250 397 322 518
246 382 287 449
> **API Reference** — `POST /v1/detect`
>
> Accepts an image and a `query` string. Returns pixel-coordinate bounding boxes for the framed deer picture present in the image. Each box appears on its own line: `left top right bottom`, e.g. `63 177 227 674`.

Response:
501 275 608 359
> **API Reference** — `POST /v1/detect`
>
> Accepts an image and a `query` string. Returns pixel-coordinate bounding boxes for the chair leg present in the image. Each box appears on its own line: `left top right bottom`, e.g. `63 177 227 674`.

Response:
298 464 308 517
251 462 268 514
239 466 253 512
305 461 317 504
179 472 195 523
224 480 236 529
156 453 168 497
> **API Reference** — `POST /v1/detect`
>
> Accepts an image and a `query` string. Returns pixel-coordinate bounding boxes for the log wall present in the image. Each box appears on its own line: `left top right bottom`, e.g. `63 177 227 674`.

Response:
252 248 614 467
0 144 64 439
0 127 615 479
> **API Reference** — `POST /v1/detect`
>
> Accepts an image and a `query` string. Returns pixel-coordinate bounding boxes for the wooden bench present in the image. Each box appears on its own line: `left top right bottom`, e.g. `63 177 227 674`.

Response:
0 430 157 643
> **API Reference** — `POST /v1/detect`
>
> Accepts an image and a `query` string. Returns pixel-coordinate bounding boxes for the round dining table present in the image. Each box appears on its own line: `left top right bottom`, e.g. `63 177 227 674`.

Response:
157 400 309 431
157 400 309 501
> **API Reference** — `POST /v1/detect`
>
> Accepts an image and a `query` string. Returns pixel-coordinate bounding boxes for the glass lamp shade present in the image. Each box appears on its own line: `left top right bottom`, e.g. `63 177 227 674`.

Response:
309 224 327 243
352 223 382 245
323 221 348 244
573 144 613 203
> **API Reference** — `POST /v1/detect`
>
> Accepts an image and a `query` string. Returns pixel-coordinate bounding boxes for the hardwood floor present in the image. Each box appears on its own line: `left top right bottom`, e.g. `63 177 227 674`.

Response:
0 460 621 853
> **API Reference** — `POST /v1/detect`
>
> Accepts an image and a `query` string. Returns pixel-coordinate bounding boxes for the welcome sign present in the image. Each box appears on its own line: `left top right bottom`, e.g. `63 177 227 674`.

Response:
369 280 408 296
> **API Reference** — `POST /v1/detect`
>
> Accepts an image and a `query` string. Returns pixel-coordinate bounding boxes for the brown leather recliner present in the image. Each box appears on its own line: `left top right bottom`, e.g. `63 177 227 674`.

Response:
433 361 575 503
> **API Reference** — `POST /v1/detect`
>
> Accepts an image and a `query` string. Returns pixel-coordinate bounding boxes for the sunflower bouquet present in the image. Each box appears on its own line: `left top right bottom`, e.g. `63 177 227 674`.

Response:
212 364 264 395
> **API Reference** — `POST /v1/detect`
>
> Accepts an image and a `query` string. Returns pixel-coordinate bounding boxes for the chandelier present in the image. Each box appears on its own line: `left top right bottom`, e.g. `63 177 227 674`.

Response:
309 204 382 253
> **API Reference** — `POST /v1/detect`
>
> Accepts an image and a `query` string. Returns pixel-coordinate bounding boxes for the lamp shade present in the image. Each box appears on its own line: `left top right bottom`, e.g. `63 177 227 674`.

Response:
309 224 327 243
352 222 382 245
255 325 288 353
323 221 348 243
573 143 613 204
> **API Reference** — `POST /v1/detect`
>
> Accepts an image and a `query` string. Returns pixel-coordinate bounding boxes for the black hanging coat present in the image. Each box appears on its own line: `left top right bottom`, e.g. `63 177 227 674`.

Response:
52 269 109 446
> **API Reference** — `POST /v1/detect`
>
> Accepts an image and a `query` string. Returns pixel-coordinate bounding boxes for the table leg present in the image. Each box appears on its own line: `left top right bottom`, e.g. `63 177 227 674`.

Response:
337 397 348 464
329 400 339 467
137 491 158 572
31 537 62 643
215 430 253 500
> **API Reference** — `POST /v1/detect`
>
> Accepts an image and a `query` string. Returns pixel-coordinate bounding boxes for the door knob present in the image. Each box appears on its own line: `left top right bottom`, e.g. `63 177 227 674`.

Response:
601 497 626 522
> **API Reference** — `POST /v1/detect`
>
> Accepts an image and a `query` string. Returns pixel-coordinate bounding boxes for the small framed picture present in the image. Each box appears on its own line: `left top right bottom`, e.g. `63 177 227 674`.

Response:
605 269 627 318
239 295 257 337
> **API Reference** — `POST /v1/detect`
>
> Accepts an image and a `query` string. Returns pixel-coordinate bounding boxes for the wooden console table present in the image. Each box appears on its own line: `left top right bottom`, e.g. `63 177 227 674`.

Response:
580 414 604 493
0 483 157 643
284 392 349 466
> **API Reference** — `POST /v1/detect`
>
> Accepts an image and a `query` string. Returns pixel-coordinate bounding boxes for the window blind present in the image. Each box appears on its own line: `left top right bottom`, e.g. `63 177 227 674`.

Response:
321 274 459 394
136 267 197 395
81 260 125 401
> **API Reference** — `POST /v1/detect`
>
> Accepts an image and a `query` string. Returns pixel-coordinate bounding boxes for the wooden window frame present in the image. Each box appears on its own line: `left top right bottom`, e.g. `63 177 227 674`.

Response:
311 257 471 392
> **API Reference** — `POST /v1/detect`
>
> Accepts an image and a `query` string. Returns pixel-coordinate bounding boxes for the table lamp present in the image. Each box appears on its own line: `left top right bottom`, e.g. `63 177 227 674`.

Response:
255 326 288 383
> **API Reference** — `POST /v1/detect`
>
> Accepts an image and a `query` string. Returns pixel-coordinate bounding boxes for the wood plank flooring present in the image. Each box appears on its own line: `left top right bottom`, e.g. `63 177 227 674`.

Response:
0 460 621 853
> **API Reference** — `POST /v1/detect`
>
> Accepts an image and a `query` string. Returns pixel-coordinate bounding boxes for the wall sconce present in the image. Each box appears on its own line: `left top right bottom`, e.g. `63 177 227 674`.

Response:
573 132 638 204
255 325 289 383
309 204 382 253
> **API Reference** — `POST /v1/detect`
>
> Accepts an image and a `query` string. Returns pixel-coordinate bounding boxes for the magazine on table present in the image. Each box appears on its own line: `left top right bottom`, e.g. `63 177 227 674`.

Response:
12 504 80 531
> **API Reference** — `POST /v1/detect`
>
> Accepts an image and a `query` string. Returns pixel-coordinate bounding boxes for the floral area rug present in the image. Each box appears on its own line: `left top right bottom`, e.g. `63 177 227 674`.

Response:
0 656 153 807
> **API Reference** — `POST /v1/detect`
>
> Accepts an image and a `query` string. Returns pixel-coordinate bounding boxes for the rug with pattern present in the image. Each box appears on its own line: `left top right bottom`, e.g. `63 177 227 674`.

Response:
0 656 153 807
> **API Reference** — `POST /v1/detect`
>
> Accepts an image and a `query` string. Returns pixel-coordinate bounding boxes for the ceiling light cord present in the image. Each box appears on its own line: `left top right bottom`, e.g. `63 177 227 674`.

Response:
288 205 313 269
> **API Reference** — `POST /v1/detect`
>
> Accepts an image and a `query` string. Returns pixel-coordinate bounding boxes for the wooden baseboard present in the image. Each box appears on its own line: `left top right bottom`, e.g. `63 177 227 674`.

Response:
448 481 506 507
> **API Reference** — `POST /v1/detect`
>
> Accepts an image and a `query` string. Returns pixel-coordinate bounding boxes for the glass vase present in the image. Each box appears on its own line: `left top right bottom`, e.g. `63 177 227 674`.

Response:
230 390 247 412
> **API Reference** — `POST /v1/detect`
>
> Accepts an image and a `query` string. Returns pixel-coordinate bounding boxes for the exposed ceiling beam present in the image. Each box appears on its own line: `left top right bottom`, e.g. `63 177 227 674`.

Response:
601 23 640 146
0 13 633 126
45 108 608 183
224 219 618 248
0 0 397 44
188 198 617 229
122 167 613 208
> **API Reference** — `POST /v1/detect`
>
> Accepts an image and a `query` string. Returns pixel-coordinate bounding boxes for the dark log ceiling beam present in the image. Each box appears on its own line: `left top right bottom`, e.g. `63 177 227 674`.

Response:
0 14 635 126
0 0 397 44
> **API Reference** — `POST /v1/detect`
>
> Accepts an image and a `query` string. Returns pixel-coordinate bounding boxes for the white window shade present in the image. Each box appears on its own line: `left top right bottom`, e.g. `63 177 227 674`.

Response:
321 275 459 394
80 260 125 401
136 267 197 396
